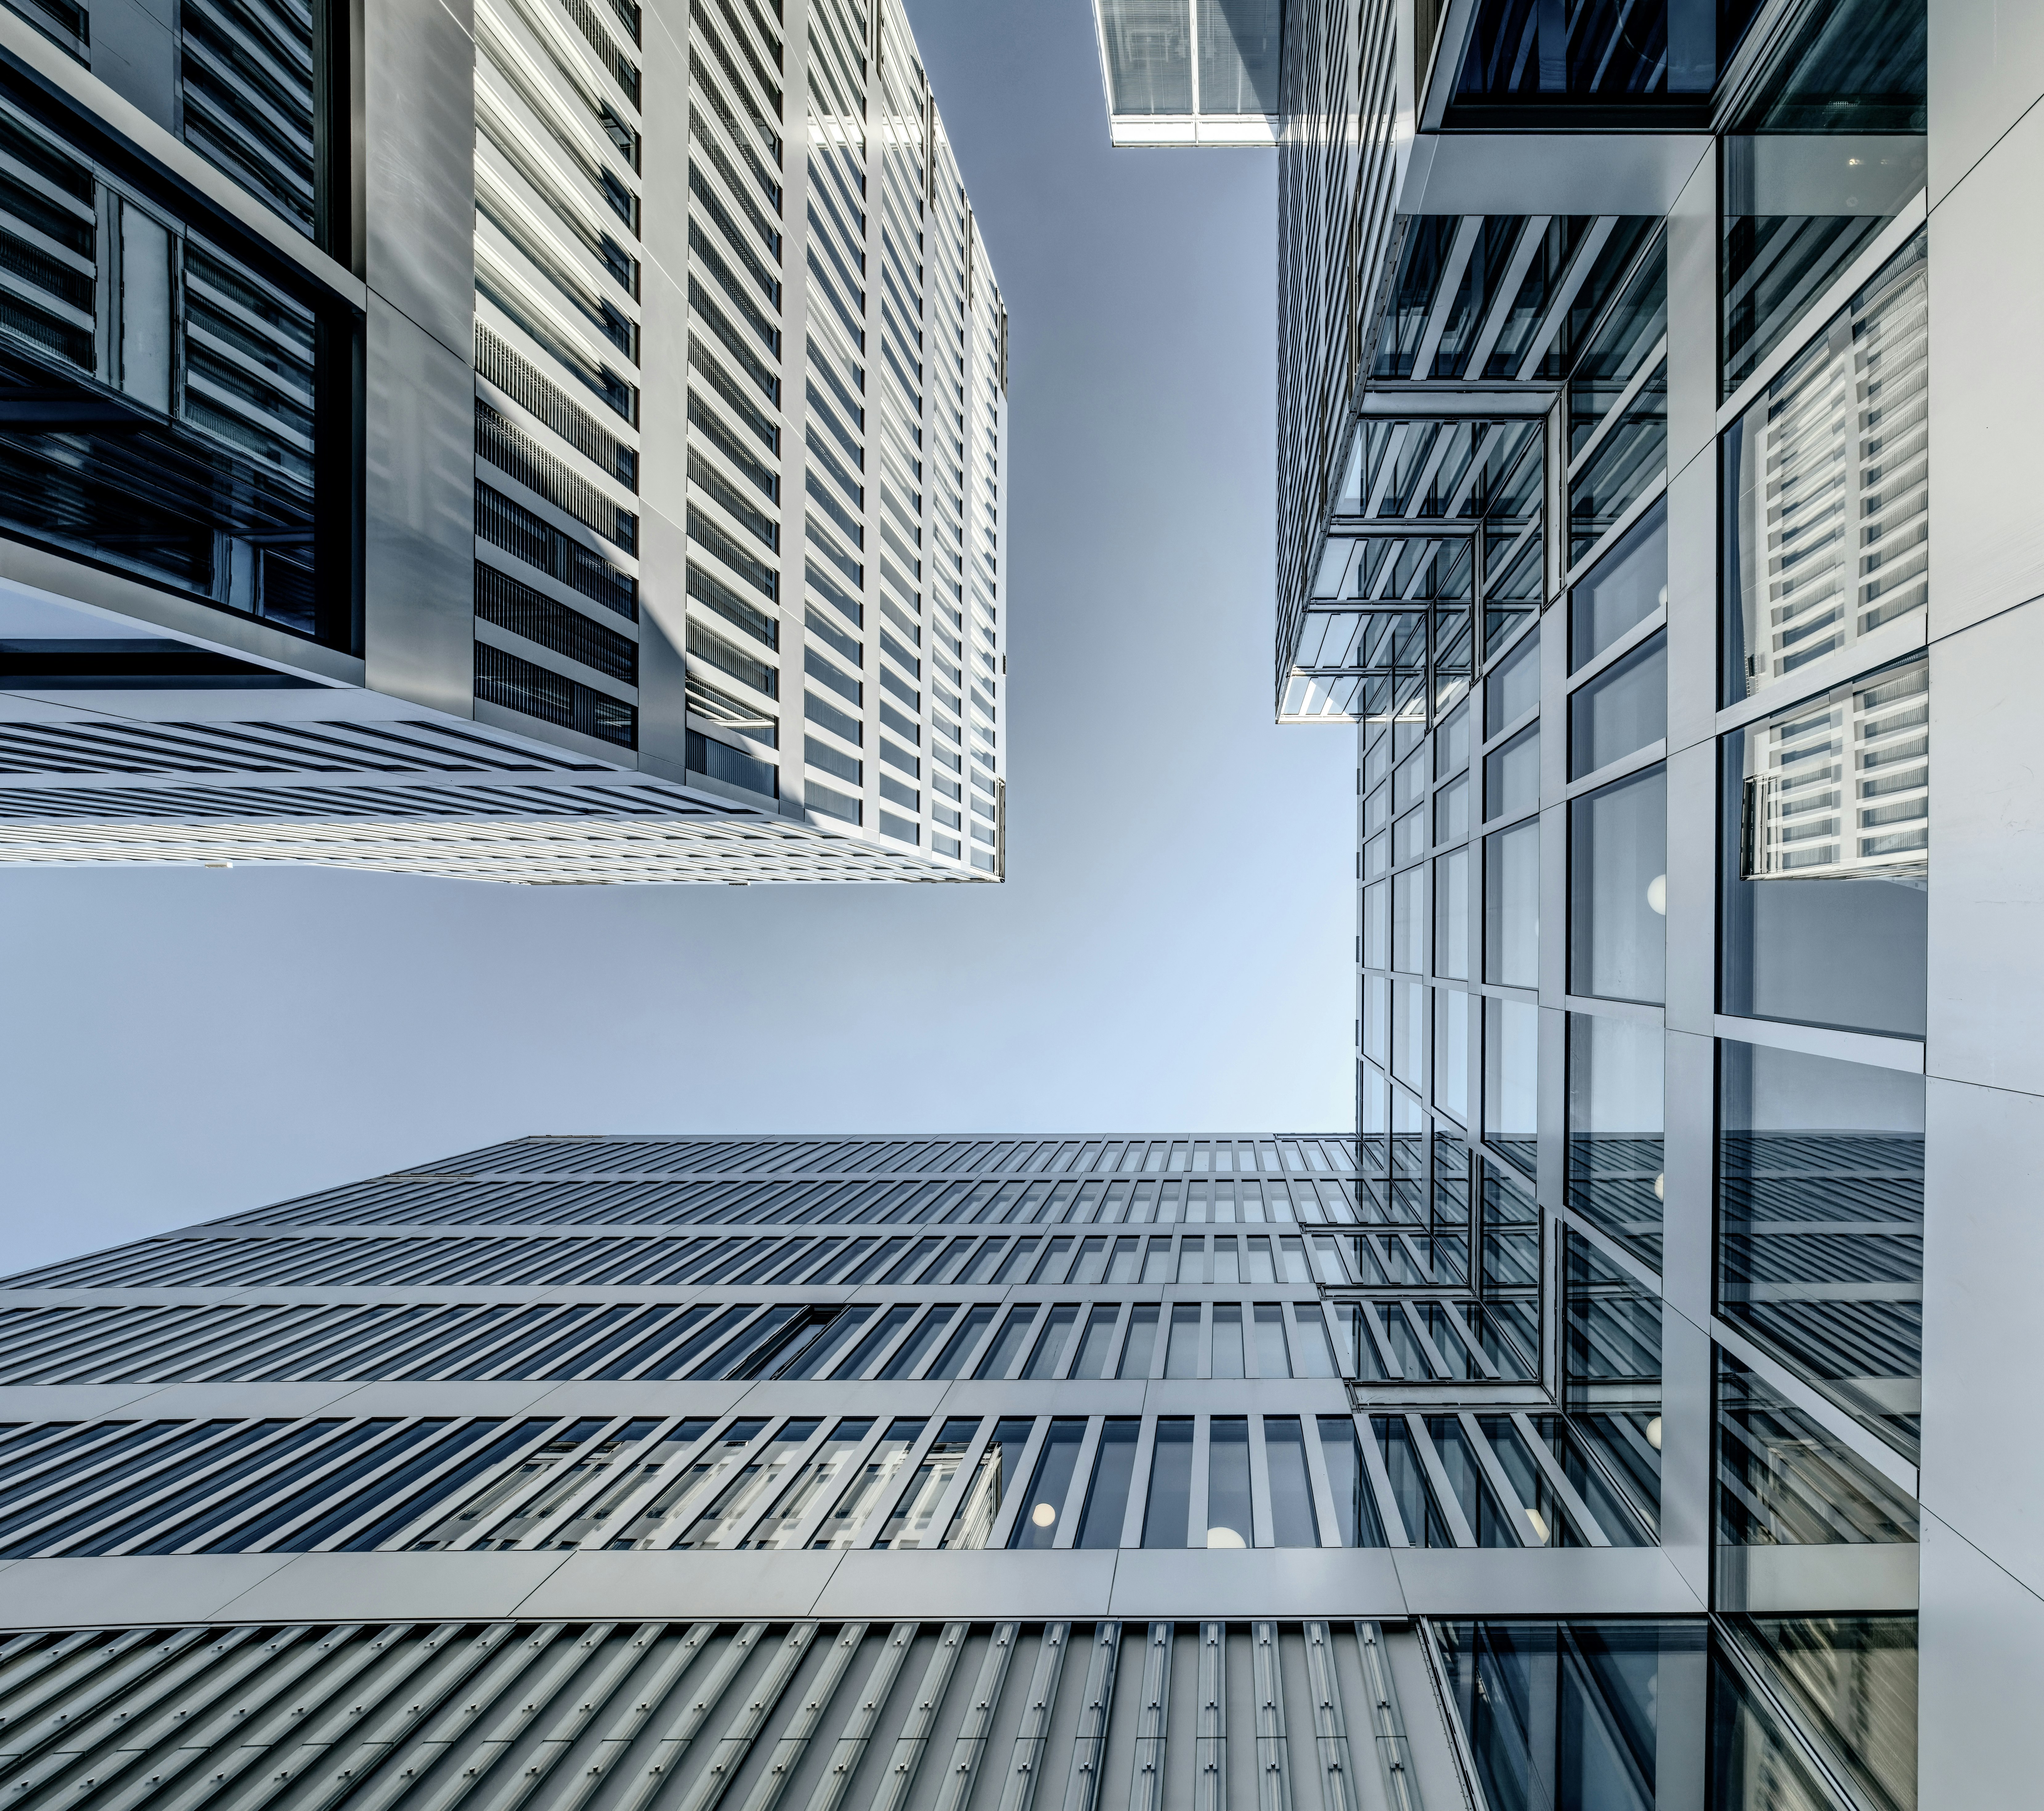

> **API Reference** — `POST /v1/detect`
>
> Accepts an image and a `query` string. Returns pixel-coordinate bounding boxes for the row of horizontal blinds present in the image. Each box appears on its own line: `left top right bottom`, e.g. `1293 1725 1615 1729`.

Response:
0 1410 1633 1557
683 0 792 785
0 1620 1406 1810
407 1136 1368 1176
794 0 874 829
470 0 645 740
1742 234 1927 692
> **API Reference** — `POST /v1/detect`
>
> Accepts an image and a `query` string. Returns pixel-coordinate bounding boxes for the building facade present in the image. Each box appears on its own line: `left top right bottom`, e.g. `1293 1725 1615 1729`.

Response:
0 1132 1913 1808
1085 0 2044 1804
0 0 1006 882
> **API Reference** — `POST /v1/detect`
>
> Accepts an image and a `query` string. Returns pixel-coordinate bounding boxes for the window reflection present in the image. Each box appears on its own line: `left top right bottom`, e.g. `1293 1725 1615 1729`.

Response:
1569 633 1666 778
1484 625 1540 736
1721 656 1927 1037
1715 1353 1918 1562
1483 997 1538 1179
1566 1014 1664 1267
1571 496 1666 671
1718 1041 1924 1455
1484 819 1539 987
1440 1622 1703 1811
1570 765 1666 1003
1723 233 1926 702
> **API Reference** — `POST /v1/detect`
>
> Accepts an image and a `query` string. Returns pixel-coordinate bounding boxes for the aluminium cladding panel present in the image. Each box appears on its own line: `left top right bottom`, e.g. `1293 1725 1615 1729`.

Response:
0 1617 1466 1811
632 0 695 782
361 0 479 718
365 295 478 717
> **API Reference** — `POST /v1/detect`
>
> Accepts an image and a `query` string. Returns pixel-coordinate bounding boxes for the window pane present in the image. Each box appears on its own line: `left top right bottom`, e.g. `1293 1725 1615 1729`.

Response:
1317 1416 1384 1546
1289 1304 1337 1377
1253 1304 1291 1377
1008 1418 1087 1549
1569 765 1666 1003
1722 657 1927 1036
812 1419 923 1549
1718 1040 1924 1454
1484 724 1539 822
1571 496 1666 671
1164 1304 1201 1378
1264 1418 1319 1548
1373 1416 1451 1546
1069 1307 1121 1380
875 1417 982 1550
1426 1417 1515 1547
1363 881 1388 967
1434 987 1470 1124
1021 1305 1079 1379
1569 633 1666 778
1118 1304 1160 1377
1075 1419 1140 1548
1392 868 1425 970
1716 1354 1917 1559
1484 626 1539 736
1567 1014 1664 1266
1211 1304 1245 1378
1434 848 1471 980
1391 979 1424 1088
1721 0 1925 395
1483 820 1539 987
1205 1418 1254 1548
943 1417 1035 1549
1141 1419 1193 1548
1483 997 1538 1178
1724 233 1927 698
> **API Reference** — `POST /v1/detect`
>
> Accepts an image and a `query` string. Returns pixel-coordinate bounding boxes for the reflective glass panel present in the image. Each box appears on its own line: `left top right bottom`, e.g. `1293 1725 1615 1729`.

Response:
1718 1041 1924 1454
1571 497 1667 671
1075 1419 1139 1548
1484 820 1539 987
1141 1418 1193 1548
1569 765 1667 1003
1008 1417 1086 1549
1484 625 1540 736
1483 997 1538 1179
1435 848 1472 979
1567 1014 1664 1266
1723 234 1927 701
1569 634 1666 778
1484 724 1540 822
1721 657 1927 1036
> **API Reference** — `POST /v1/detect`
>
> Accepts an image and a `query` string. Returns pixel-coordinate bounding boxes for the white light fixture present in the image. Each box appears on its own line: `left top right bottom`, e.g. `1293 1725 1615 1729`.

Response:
1207 1525 1246 1548
1030 1502 1057 1527
1646 1416 1663 1451
1646 874 1667 915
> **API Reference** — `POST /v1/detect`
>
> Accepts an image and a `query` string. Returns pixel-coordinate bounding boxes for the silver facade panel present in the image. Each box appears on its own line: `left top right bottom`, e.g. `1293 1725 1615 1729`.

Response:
364 0 481 358
364 294 480 717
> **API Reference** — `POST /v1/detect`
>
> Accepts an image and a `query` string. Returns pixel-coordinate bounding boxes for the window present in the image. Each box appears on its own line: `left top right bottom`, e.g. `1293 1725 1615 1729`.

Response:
1484 626 1539 736
1569 633 1665 779
1484 724 1539 822
1483 821 1539 987
1569 765 1666 1003
1140 1419 1193 1547
1205 1419 1254 1547
1483 998 1538 1178
1718 1040 1924 1454
1720 657 1927 1037
1724 233 1927 701
1008 1418 1085 1549
1264 1418 1319 1548
1566 1015 1664 1266
1570 496 1665 671
1074 1420 1139 1547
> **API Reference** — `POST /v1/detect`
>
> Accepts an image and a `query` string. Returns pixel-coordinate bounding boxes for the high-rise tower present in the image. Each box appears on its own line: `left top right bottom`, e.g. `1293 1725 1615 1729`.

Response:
0 0 1006 882
1088 1 2032 1804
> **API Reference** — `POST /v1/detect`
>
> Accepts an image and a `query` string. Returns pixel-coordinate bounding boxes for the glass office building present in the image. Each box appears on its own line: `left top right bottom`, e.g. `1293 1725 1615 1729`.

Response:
0 1133 1925 1808
0 0 1006 882
1085 0 2037 1802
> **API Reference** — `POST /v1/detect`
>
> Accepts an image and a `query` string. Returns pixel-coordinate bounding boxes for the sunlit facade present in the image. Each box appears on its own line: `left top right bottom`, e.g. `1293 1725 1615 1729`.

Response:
0 0 1006 883
1089 0 2040 1803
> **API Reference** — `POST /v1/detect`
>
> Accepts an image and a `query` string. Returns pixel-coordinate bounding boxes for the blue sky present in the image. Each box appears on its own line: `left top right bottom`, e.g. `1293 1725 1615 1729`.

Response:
0 1 1356 1271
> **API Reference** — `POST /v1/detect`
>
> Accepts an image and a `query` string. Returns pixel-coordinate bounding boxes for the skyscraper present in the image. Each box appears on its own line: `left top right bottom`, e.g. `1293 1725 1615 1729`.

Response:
0 1132 1915 1808
1088 0 2029 1803
0 0 1006 883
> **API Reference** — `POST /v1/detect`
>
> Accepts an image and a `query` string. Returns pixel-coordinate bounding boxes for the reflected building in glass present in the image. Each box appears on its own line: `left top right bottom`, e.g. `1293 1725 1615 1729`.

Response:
1090 0 2032 1803
0 0 1007 882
